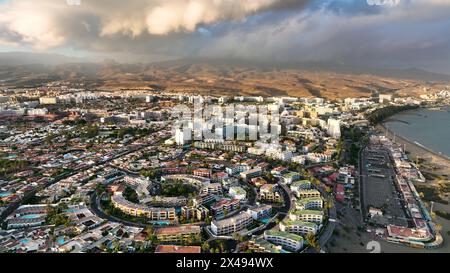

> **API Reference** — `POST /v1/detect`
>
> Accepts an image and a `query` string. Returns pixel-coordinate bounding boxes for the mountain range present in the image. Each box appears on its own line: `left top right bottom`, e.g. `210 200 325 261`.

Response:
1 52 449 99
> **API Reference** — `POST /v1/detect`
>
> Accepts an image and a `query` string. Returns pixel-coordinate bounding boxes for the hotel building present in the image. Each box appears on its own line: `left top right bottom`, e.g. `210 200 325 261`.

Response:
279 220 319 235
288 210 324 224
295 197 323 211
155 225 202 243
211 198 240 218
263 230 304 252
296 189 321 199
211 211 253 236
258 184 283 203
111 193 176 221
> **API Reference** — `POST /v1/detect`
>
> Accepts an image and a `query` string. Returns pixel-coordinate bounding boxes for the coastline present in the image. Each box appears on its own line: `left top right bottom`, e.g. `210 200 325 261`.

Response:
379 124 450 164
377 122 450 188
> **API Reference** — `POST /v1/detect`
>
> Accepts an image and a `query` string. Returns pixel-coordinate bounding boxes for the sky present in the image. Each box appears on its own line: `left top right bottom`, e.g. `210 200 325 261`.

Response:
1 0 450 73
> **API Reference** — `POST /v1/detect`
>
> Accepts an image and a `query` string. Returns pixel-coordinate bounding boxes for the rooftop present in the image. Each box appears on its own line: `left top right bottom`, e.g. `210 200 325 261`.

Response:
290 209 324 216
155 245 201 253
264 230 304 242
296 197 323 205
291 180 311 186
154 225 201 236
281 219 318 228
283 172 300 178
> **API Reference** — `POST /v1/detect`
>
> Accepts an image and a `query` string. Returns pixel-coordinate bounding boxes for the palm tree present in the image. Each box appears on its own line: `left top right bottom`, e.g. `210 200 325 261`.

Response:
232 233 244 243
305 232 320 251
201 242 210 253
326 198 335 210
112 242 121 253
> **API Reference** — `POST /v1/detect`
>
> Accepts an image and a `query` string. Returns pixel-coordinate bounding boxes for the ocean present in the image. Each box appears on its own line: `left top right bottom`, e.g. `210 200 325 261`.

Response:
384 106 450 157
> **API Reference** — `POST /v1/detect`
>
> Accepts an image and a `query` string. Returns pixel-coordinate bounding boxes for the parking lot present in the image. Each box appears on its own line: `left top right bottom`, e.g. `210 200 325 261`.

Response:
360 146 409 227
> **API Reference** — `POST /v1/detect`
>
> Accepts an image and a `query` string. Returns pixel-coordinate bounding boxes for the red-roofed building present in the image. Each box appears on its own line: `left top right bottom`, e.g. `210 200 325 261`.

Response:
250 177 268 188
155 245 201 253
211 198 240 217
327 172 339 183
335 184 345 195
214 172 229 181
387 225 433 247
271 166 288 176
155 225 201 243
193 168 211 178
335 184 345 203
335 194 345 203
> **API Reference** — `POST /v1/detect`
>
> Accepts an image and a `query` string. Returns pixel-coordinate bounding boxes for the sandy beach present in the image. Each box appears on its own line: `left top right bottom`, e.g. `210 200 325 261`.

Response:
377 124 450 181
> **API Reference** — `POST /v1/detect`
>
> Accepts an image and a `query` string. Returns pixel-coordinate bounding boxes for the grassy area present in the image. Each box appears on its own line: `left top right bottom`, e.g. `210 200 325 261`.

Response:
161 180 198 198
46 204 71 227
123 186 139 203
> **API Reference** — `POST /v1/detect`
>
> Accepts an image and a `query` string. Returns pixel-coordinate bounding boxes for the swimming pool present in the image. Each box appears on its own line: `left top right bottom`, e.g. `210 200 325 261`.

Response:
56 237 66 245
152 220 171 226
0 192 12 198
64 208 79 213
20 214 45 219
20 238 31 244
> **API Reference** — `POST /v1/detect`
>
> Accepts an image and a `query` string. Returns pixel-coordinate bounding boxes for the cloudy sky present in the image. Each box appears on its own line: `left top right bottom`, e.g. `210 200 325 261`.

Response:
1 0 450 73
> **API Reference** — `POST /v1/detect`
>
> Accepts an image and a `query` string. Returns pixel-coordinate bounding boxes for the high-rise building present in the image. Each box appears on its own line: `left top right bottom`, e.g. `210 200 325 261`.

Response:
175 127 192 145
327 118 341 139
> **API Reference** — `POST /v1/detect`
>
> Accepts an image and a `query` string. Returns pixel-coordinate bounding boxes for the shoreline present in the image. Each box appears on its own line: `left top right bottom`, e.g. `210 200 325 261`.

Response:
379 124 450 164
379 104 450 163
377 123 450 188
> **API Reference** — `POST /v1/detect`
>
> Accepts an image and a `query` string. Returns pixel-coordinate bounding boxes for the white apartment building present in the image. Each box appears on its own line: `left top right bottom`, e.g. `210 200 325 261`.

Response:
327 118 341 139
210 211 253 236
175 127 192 145
229 186 247 200
289 210 324 224
279 220 319 235
240 167 262 181
226 164 251 176
295 198 323 210
263 231 304 252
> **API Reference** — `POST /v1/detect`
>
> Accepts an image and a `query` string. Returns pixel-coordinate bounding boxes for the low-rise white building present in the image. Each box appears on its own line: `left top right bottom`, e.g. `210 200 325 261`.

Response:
264 230 304 252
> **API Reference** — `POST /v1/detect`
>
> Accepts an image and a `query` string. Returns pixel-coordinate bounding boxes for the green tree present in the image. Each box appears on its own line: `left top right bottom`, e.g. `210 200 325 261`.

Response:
201 242 210 253
123 186 139 203
305 233 320 251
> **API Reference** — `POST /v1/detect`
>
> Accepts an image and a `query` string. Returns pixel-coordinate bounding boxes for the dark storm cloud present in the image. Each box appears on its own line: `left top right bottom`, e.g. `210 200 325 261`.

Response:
1 0 450 72
199 0 450 73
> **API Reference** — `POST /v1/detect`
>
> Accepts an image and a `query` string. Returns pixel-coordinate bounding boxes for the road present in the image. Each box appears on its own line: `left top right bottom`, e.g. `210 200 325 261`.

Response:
278 183 293 217
317 188 337 249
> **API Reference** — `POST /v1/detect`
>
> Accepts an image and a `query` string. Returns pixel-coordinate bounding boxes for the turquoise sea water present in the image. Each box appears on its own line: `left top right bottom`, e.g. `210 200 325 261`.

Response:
384 106 450 157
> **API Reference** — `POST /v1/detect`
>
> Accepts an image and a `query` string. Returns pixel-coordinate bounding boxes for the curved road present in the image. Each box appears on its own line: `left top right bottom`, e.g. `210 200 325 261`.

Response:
89 193 148 228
